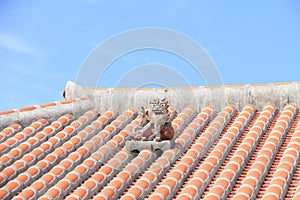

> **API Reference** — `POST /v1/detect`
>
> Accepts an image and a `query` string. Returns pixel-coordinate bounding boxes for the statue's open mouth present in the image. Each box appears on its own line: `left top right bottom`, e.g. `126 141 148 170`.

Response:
153 111 165 115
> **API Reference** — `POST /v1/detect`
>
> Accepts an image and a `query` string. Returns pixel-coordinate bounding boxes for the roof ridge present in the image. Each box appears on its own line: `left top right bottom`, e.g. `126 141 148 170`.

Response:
0 97 89 116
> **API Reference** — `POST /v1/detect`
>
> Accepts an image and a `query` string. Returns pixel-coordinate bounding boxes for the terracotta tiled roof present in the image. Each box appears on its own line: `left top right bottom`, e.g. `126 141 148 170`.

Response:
1 85 300 200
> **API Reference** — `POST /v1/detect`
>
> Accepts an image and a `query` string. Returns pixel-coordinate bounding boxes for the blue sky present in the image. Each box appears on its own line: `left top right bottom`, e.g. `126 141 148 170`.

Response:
0 0 300 111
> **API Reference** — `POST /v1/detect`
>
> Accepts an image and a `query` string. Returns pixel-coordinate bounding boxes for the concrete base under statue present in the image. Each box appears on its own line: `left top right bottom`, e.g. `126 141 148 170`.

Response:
126 140 173 152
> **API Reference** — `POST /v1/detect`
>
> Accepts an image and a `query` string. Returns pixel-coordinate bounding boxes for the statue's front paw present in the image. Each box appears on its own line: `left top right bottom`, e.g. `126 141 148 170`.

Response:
134 135 141 140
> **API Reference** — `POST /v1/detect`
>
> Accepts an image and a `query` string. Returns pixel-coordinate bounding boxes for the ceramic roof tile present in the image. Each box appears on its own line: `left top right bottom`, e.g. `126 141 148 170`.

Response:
1 88 300 200
0 124 22 143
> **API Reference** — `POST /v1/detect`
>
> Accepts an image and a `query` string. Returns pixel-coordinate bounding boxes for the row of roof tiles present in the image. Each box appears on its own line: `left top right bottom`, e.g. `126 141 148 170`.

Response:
167 104 257 200
229 104 297 200
1 102 300 199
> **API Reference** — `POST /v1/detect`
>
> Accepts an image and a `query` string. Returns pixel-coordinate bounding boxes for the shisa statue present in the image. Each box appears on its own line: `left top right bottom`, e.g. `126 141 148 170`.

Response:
134 98 173 141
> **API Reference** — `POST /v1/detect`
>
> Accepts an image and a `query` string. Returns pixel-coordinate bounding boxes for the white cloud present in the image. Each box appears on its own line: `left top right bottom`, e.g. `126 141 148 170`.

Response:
0 32 39 56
